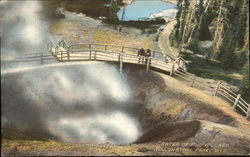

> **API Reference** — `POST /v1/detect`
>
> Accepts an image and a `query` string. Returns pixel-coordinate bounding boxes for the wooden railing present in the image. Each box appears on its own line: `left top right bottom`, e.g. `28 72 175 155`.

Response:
15 40 176 73
14 39 250 119
49 44 174 74
173 68 250 119
66 43 175 61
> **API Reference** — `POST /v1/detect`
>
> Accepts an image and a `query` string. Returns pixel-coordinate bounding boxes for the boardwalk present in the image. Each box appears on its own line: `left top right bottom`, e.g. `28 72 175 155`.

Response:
47 40 186 74
14 39 249 119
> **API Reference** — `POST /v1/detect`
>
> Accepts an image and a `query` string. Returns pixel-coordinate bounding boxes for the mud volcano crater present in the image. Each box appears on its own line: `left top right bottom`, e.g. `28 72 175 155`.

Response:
1 62 248 148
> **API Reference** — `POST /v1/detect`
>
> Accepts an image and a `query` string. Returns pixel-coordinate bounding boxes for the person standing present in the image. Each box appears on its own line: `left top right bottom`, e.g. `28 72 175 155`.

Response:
138 48 145 63
146 49 151 64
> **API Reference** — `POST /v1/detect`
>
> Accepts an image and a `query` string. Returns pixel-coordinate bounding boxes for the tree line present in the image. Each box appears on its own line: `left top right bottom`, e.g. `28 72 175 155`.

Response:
171 0 249 97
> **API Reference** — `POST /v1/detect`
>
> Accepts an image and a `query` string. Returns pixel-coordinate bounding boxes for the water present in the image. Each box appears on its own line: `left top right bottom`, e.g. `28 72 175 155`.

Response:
117 0 176 21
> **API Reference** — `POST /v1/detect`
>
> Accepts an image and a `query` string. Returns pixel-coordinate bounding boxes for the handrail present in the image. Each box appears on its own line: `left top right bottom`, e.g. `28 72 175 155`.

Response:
58 39 70 49
47 41 57 51
173 66 250 119
67 43 175 62
14 39 250 120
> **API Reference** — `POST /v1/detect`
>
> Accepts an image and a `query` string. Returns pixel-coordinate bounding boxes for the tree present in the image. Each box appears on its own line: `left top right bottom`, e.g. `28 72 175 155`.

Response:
241 59 249 100
171 0 249 70
108 0 119 25
209 0 229 60
174 0 184 42
218 24 237 69
178 0 197 55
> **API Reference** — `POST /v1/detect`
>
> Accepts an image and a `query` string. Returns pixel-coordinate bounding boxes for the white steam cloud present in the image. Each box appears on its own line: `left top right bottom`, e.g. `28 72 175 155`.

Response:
48 111 139 144
1 1 141 145
1 0 51 70
2 62 141 145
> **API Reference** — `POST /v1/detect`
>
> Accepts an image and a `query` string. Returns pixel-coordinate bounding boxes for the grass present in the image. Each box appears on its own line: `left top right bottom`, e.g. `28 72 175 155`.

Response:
50 18 153 54
116 19 166 30
93 29 152 49
157 72 250 129
182 53 244 87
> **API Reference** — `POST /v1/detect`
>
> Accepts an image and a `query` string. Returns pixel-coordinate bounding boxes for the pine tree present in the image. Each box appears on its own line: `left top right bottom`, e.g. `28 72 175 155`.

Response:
236 0 248 48
209 0 229 60
241 59 249 100
180 0 190 37
174 0 184 42
109 0 119 24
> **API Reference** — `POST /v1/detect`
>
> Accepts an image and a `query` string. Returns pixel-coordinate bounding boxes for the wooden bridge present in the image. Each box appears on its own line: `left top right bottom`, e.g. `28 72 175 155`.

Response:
46 39 186 75
14 39 250 119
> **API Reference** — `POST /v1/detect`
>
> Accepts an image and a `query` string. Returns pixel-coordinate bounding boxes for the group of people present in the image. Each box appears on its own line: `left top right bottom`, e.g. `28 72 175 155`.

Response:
137 48 151 64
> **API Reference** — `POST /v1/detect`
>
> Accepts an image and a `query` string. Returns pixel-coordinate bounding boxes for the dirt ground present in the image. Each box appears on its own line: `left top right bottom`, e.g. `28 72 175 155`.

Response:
2 64 250 156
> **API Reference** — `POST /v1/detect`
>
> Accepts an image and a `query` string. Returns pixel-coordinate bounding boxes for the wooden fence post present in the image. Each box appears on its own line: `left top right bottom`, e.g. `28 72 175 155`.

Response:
146 57 150 73
180 60 184 69
247 107 250 119
177 59 180 66
120 53 123 74
55 46 58 57
89 44 91 59
89 51 92 60
41 51 43 64
213 81 221 96
54 47 56 55
61 50 63 61
170 62 175 76
52 46 54 55
47 43 50 52
233 94 241 108
190 74 196 87
94 51 96 60
67 50 70 60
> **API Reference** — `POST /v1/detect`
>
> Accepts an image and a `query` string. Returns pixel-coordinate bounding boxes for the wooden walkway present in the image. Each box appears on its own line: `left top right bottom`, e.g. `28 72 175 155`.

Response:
14 39 250 119
47 40 186 74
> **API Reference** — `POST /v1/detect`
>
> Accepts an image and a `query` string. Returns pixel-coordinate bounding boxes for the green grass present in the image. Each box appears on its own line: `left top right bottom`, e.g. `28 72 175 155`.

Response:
182 53 244 87
115 19 166 29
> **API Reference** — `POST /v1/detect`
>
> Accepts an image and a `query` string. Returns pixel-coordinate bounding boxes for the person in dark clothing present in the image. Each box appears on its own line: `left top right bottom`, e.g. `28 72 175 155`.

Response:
146 49 151 57
137 48 142 56
138 48 145 63
145 49 151 64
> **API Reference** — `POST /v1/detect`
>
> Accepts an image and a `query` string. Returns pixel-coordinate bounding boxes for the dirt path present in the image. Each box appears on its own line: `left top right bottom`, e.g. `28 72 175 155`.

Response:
158 19 178 58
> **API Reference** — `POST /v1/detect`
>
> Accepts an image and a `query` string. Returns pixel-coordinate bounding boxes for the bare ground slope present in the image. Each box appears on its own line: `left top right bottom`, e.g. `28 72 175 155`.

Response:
2 64 250 156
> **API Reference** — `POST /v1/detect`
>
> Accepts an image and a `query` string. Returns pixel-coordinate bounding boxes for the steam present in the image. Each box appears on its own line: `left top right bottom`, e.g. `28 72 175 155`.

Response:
1 0 51 70
1 1 141 145
48 111 139 144
2 62 141 145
